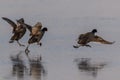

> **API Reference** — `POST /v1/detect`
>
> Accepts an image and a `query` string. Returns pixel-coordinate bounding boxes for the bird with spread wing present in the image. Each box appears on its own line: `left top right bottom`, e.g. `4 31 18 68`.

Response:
2 17 27 46
25 22 48 54
73 29 115 48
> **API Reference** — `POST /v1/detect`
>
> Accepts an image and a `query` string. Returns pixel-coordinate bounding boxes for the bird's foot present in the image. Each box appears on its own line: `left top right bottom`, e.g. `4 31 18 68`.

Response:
17 41 25 47
37 42 42 46
19 44 25 47
73 45 80 48
25 48 30 56
40 43 42 46
85 45 91 47
9 40 14 43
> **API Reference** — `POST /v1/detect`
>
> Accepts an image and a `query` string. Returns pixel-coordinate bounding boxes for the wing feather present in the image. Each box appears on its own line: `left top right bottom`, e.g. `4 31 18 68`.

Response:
24 23 32 32
2 17 17 33
91 35 115 44
31 22 42 36
33 22 42 30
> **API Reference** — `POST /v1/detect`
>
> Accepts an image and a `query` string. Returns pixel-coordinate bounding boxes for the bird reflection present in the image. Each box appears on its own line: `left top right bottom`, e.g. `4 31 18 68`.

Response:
10 51 27 79
28 55 46 80
10 51 46 80
75 58 106 77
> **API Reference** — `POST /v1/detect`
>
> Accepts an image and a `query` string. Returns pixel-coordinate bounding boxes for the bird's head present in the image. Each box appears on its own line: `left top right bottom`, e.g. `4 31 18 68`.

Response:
42 27 48 32
92 29 97 34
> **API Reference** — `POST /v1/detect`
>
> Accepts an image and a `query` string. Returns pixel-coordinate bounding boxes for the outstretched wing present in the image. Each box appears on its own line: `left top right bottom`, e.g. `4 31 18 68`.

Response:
30 22 42 36
2 17 17 33
33 22 42 30
91 35 115 44
24 23 32 32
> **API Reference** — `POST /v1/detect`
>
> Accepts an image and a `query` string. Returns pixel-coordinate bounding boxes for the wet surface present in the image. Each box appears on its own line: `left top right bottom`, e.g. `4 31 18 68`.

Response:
1 47 113 80
10 51 46 80
10 51 27 79
75 58 106 77
0 18 119 80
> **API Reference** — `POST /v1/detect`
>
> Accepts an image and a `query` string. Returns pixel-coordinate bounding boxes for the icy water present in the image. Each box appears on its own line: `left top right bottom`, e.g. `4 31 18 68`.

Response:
0 0 120 80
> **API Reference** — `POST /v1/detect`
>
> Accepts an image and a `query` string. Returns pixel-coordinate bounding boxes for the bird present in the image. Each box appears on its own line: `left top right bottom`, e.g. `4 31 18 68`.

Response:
73 29 115 48
25 22 48 54
2 17 27 46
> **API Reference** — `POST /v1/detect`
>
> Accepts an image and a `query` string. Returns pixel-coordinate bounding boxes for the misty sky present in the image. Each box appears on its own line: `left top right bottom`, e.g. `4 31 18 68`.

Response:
0 0 120 80
0 0 120 17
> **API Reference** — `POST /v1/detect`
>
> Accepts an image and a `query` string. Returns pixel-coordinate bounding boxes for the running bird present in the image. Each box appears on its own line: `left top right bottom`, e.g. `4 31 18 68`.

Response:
25 22 48 54
2 17 26 46
73 29 115 48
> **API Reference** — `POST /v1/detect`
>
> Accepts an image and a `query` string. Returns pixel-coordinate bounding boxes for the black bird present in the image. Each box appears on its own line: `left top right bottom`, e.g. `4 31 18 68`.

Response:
2 17 27 46
73 29 115 48
25 22 48 54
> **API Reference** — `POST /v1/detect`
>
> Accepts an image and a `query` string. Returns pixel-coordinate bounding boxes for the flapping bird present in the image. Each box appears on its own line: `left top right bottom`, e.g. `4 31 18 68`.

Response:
73 29 115 48
25 22 48 54
2 17 27 46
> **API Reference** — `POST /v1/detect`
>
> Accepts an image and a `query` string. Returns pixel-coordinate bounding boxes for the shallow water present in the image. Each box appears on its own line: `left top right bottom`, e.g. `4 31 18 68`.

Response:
0 43 119 80
0 18 120 80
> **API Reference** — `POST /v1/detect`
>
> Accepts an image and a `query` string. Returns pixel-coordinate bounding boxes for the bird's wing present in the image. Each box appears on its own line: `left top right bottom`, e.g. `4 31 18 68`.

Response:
24 23 32 32
33 22 42 30
78 34 85 39
30 22 42 35
2 17 17 33
91 35 115 44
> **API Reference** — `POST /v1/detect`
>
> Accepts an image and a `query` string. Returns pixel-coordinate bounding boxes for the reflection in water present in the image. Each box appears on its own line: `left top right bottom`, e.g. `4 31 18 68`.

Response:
75 58 106 77
10 51 28 80
28 55 46 80
10 51 46 80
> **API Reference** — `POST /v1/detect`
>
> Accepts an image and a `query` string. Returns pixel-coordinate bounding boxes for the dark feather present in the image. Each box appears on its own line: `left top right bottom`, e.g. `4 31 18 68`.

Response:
24 23 32 33
2 17 17 33
28 35 38 44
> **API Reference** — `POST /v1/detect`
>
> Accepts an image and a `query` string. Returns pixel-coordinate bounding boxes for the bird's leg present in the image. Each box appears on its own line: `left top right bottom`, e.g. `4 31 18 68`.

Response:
73 44 91 48
25 44 30 56
85 44 91 47
17 41 25 47
9 40 14 43
73 44 81 48
37 42 42 46
9 34 15 43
